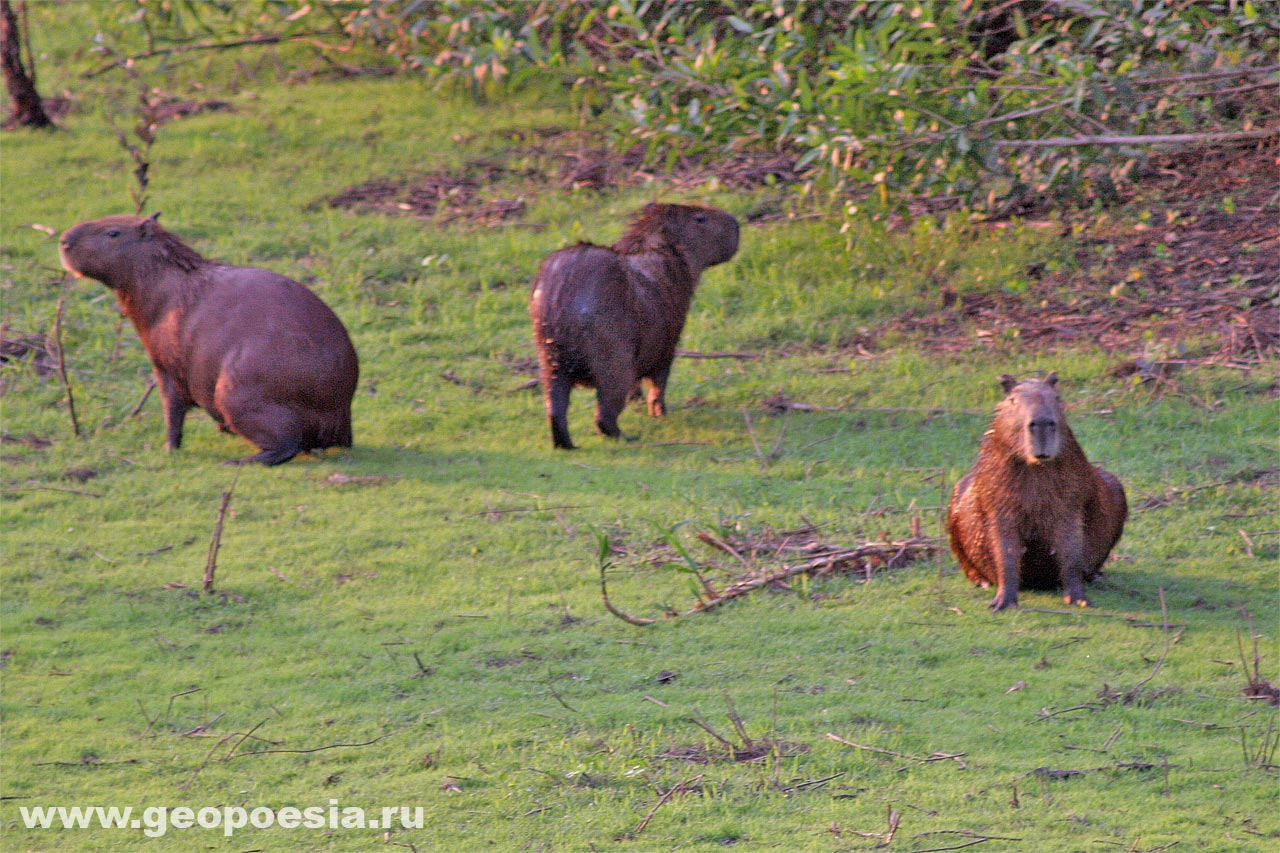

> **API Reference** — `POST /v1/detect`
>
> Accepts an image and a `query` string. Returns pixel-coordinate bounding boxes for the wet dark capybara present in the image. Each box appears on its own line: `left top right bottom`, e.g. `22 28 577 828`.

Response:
528 202 740 449
946 372 1127 611
59 213 359 465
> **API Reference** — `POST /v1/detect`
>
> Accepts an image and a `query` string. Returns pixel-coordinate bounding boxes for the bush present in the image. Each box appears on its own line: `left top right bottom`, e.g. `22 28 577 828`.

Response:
90 1 1280 210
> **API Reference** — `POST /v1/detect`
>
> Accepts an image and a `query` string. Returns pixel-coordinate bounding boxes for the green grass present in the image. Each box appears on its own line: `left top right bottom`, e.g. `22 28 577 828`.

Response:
2 10 1277 852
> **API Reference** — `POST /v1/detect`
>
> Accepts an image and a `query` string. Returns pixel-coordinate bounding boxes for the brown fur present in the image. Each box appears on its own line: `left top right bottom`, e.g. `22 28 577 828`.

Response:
59 214 359 465
529 202 739 449
946 373 1127 610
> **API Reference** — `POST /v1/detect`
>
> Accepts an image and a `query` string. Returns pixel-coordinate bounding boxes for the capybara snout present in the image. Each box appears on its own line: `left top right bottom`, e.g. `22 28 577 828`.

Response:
947 372 1127 611
999 374 1063 463
530 202 740 450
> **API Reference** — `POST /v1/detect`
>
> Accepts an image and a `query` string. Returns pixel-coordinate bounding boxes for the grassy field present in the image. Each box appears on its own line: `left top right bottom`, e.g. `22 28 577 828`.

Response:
2 9 1277 852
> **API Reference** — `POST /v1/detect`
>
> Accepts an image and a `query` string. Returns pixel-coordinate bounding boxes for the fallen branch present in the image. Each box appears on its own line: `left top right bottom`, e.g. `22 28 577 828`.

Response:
684 539 935 616
826 733 967 768
227 728 401 761
83 31 344 78
8 484 102 498
994 127 1279 149
676 349 759 360
626 774 703 839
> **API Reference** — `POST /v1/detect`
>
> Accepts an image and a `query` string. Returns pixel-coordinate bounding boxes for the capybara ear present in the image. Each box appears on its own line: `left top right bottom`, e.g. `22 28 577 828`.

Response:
140 212 161 240
1044 370 1059 387
999 374 1018 394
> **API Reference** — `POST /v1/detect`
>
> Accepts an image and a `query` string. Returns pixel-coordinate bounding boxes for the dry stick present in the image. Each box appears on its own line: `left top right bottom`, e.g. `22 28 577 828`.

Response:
682 541 934 616
598 564 656 626
676 349 758 360
689 708 737 750
50 281 80 438
721 692 754 751
908 836 1010 852
9 484 102 498
742 408 767 468
181 719 270 790
463 504 584 518
1130 587 1173 692
128 378 156 418
825 733 966 766
202 469 241 594
227 728 401 761
628 774 703 839
695 530 752 569
993 127 1279 149
82 31 342 77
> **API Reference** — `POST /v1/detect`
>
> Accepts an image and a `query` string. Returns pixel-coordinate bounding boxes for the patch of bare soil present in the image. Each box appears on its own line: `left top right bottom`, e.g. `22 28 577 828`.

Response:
883 146 1280 364
321 127 802 226
319 158 529 225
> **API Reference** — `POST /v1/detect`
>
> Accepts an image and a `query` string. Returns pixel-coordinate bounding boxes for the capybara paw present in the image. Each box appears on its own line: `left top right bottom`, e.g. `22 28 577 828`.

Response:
1064 594 1091 607
989 592 1018 611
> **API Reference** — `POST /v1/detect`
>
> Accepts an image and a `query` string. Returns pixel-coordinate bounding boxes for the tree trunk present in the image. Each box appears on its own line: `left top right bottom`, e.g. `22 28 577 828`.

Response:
1 0 53 129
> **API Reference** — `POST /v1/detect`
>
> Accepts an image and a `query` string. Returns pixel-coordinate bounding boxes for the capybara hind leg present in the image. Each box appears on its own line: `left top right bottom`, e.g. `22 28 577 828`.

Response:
595 385 628 440
547 374 575 450
216 382 304 466
225 440 302 466
645 370 670 418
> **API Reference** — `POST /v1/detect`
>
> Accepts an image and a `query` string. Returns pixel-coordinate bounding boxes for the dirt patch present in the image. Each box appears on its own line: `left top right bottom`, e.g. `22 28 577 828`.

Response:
322 127 804 226
320 158 528 225
879 146 1279 363
0 325 57 379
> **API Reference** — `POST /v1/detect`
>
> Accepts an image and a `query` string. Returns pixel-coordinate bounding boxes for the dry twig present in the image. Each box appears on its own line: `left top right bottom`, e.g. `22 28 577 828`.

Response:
202 470 240 594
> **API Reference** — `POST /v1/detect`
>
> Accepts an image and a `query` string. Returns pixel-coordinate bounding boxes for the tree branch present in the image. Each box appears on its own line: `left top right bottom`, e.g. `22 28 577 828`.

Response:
994 127 1279 148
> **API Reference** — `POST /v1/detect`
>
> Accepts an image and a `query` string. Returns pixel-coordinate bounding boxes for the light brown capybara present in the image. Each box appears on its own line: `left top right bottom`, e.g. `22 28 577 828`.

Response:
59 213 358 465
946 372 1127 610
529 202 739 449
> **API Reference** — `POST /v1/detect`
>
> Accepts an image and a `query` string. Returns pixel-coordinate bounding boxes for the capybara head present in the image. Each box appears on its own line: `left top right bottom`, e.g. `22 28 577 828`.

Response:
996 372 1063 464
60 212 203 287
616 203 740 271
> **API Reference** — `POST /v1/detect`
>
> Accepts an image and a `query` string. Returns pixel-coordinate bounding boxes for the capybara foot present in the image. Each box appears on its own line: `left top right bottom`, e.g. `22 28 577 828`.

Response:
225 442 302 466
1064 593 1091 607
989 591 1019 611
551 422 575 450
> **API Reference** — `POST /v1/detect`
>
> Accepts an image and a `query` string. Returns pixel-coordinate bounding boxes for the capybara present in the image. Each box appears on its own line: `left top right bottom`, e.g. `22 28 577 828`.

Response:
946 372 1127 611
59 213 358 465
529 202 739 449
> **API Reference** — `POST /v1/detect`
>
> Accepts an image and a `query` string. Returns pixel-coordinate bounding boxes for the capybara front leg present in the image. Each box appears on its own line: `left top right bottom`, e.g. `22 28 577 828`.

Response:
157 371 189 451
990 529 1024 611
1058 522 1090 607
547 374 575 450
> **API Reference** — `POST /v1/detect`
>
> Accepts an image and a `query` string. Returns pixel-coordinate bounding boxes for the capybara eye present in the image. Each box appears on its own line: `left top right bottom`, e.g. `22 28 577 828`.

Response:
106 229 120 238
693 214 708 223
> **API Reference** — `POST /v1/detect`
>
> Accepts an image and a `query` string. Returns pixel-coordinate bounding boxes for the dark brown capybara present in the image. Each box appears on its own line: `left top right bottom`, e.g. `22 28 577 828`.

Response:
529 202 739 449
59 213 358 465
946 372 1127 611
